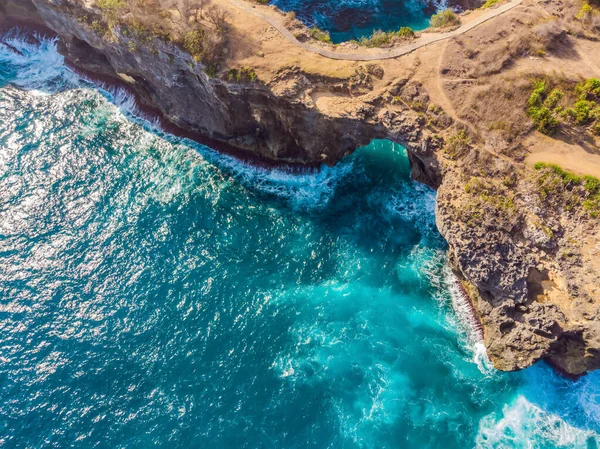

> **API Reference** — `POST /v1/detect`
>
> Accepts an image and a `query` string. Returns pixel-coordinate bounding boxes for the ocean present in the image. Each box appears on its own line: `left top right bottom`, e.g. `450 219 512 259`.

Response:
270 0 435 43
0 34 599 449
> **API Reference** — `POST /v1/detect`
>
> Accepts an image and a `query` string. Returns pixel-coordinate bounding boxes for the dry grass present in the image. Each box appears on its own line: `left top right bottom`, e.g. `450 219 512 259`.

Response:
92 0 230 67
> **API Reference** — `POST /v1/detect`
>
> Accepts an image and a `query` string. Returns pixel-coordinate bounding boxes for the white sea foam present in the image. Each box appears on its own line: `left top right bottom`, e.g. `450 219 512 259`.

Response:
578 375 600 426
200 151 354 211
476 396 598 448
0 32 79 91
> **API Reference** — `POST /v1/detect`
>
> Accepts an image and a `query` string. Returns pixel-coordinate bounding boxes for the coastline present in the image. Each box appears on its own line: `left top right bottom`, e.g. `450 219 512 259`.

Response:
0 20 323 173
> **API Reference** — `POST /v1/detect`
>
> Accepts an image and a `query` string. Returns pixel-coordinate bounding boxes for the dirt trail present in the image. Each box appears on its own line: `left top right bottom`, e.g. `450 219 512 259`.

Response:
225 0 524 61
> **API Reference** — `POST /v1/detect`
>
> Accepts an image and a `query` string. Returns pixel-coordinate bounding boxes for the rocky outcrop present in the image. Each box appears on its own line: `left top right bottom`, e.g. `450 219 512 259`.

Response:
436 149 600 377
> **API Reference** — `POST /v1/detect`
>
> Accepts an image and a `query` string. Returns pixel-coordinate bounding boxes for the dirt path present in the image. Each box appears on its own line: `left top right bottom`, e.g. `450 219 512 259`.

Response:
225 0 524 61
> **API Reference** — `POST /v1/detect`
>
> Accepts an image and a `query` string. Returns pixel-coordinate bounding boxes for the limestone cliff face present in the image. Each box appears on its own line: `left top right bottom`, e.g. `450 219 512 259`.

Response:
435 153 600 378
1 0 389 166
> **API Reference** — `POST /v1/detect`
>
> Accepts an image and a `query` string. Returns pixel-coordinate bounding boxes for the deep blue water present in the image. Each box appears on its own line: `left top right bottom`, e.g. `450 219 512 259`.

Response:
1 35 600 449
270 0 433 43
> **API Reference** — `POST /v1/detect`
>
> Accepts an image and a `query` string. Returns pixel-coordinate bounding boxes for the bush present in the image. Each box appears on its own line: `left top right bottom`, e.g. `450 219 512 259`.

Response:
527 81 560 134
575 3 594 21
445 129 471 159
97 0 125 23
564 100 594 125
309 27 332 43
357 27 414 47
543 88 564 109
358 30 393 47
529 106 559 134
481 0 500 8
91 20 107 35
528 80 546 108
227 67 258 83
397 27 415 38
527 78 600 135
576 78 600 100
534 162 600 217
430 9 460 28
182 29 206 61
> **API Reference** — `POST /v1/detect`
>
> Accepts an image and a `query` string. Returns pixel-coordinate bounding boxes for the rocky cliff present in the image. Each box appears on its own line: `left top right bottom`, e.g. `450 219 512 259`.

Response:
1 0 439 169
2 0 600 377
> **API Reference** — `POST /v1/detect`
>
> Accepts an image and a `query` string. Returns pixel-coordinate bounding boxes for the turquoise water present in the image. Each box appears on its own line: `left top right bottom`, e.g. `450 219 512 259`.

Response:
1 35 600 448
270 0 432 43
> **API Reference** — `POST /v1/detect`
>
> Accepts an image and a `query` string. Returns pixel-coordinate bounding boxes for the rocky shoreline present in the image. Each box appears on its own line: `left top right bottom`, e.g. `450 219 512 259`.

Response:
2 0 600 378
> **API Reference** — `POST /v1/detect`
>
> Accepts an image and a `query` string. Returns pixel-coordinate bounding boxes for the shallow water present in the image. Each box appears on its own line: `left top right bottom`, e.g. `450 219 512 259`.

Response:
1 35 600 449
270 0 434 43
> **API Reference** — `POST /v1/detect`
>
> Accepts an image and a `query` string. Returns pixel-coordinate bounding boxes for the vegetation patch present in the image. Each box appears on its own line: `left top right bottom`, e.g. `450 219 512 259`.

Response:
226 67 259 83
460 177 517 228
526 78 600 136
354 27 414 47
534 162 600 218
430 9 460 28
444 129 471 159
575 3 595 22
309 27 332 44
89 0 230 73
98 0 125 24
481 0 501 8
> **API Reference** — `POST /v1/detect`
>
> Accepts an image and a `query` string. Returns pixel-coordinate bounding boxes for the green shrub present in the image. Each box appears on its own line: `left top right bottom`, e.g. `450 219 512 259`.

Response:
584 199 600 218
227 67 258 83
91 20 107 35
205 64 217 78
397 27 415 38
534 162 581 183
528 78 600 135
543 89 564 109
529 106 559 134
564 100 594 125
358 30 392 47
584 175 600 195
575 3 594 21
534 162 600 217
481 0 501 8
528 80 546 108
430 9 460 28
97 0 125 23
445 129 471 159
357 27 414 47
527 81 560 134
182 29 206 61
240 67 258 82
576 78 600 100
309 27 332 43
